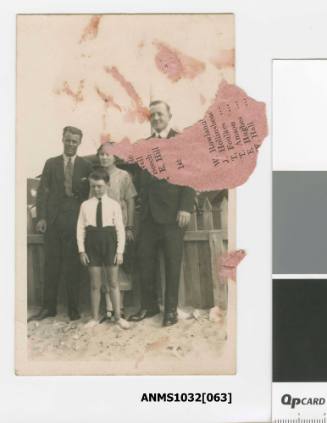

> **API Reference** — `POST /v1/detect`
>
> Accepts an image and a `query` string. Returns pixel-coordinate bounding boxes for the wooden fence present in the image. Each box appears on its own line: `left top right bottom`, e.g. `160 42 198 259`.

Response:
157 196 228 310
27 192 228 311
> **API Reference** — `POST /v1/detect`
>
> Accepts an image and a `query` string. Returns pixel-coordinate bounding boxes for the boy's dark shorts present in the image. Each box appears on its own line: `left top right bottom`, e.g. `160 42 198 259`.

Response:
85 226 117 266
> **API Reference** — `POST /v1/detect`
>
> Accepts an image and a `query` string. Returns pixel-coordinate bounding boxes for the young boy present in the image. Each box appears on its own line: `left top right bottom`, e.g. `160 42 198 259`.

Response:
77 168 129 329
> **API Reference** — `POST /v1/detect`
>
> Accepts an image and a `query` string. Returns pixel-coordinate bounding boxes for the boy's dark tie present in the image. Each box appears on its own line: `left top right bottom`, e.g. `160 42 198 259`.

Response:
64 157 73 196
96 198 103 228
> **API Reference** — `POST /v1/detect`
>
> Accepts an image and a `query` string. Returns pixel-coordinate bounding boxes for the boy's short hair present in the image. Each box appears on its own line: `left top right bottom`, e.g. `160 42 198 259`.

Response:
63 126 83 139
88 168 109 183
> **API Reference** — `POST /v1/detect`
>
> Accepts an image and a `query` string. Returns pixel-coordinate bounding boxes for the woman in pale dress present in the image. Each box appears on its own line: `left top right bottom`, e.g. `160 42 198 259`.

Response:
95 142 137 320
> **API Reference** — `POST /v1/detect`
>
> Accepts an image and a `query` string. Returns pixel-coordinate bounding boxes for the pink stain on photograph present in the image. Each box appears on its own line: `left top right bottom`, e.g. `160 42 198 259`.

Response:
55 80 85 105
153 41 206 82
79 15 102 43
95 86 122 112
105 81 268 191
211 48 235 70
104 66 150 123
218 250 247 282
100 133 112 144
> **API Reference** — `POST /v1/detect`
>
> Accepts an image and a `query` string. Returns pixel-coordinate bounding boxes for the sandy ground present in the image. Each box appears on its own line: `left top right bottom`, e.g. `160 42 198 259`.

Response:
27 307 230 374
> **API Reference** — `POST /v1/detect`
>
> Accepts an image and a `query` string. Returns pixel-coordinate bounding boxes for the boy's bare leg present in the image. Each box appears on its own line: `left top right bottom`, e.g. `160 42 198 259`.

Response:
104 283 123 316
106 292 124 315
120 291 124 315
86 266 102 326
101 267 113 316
106 266 120 319
106 266 129 329
105 293 113 316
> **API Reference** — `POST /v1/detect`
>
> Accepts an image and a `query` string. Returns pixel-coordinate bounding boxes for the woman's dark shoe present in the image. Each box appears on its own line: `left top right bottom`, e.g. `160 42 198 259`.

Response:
69 311 81 321
128 308 160 322
100 310 114 324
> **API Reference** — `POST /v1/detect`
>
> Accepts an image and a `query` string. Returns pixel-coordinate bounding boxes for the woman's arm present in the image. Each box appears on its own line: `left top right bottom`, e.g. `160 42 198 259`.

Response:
35 159 51 232
114 203 126 256
123 172 137 240
126 197 135 227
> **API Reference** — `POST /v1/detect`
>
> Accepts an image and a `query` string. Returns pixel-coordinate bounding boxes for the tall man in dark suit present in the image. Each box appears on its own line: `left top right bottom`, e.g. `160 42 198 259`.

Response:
129 101 196 326
31 126 92 321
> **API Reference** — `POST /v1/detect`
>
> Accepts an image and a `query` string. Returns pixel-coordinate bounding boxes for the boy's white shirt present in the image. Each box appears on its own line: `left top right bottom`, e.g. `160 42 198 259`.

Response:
76 194 125 255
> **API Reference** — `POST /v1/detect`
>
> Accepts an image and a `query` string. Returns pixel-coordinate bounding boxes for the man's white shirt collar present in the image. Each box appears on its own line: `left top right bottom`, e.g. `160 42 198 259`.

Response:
152 126 171 138
63 154 77 166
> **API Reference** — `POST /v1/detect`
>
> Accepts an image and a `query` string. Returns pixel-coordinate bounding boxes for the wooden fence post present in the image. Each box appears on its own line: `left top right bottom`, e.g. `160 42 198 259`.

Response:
208 231 225 307
220 196 228 231
197 197 214 230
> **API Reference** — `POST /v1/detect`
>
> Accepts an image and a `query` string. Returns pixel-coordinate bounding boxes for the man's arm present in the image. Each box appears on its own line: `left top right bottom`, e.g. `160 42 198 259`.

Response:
79 158 93 200
179 186 196 214
136 169 148 208
177 186 196 228
35 159 51 231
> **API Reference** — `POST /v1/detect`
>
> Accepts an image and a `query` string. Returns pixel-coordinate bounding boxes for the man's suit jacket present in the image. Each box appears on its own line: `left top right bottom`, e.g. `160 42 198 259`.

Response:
139 129 196 224
36 155 93 225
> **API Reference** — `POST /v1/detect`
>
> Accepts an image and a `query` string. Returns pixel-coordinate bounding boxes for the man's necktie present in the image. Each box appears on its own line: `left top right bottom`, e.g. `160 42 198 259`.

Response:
64 157 73 196
96 198 103 228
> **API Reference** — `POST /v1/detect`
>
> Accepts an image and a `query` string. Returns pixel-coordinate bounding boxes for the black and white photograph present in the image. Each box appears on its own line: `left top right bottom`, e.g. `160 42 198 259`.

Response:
17 14 236 375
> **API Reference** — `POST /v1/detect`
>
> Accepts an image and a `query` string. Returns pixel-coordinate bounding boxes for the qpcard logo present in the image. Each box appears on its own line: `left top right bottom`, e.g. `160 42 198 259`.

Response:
281 394 326 409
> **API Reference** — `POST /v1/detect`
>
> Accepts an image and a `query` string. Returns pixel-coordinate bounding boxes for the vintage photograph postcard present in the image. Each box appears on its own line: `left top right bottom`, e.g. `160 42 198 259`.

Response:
16 13 236 375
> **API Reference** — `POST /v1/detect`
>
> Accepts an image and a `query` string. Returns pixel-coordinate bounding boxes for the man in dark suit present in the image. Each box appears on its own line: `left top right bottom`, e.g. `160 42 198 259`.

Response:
129 101 196 326
31 126 92 321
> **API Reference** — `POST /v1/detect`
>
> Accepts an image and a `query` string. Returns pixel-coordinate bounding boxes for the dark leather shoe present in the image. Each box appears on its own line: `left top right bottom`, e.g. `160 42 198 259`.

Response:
28 308 56 322
128 308 160 322
69 311 81 321
99 316 108 324
163 311 178 327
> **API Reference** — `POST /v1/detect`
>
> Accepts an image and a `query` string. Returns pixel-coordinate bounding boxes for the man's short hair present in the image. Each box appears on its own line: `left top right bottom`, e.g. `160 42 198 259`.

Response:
149 100 171 114
63 126 83 139
88 168 109 184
